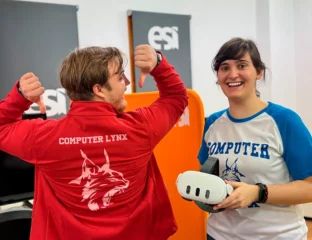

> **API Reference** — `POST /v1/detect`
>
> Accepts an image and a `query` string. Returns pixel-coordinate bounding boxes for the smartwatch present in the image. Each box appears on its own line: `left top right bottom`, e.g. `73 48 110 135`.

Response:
17 82 24 97
156 52 162 67
256 183 268 203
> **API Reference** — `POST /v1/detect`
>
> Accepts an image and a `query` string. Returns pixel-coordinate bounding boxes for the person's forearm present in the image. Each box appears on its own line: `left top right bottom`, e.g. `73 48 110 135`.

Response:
0 82 31 125
150 53 187 101
267 177 312 205
141 53 188 148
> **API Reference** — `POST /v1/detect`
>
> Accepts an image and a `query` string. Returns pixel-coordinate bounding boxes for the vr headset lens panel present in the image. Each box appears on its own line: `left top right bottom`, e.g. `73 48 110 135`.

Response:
176 171 231 205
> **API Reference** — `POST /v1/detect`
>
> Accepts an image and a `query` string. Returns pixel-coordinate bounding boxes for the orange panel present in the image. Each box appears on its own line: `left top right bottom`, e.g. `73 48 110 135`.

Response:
125 89 207 240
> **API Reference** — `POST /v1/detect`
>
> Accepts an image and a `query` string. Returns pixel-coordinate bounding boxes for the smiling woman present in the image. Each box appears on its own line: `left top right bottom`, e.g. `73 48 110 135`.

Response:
212 38 266 106
198 37 312 240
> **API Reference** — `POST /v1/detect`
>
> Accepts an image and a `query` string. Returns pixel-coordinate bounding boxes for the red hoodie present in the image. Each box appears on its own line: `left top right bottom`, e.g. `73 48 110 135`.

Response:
0 54 188 240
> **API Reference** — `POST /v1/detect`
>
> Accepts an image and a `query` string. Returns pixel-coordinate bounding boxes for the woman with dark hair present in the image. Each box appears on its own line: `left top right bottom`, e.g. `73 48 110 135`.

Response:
198 37 312 240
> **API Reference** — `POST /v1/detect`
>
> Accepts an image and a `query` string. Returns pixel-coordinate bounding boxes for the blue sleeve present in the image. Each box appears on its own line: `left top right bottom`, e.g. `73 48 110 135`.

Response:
197 110 226 165
197 120 210 165
283 111 312 180
268 106 312 180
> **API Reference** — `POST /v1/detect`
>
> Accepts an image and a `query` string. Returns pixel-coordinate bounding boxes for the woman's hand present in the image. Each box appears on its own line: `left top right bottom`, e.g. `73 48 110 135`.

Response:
213 180 259 210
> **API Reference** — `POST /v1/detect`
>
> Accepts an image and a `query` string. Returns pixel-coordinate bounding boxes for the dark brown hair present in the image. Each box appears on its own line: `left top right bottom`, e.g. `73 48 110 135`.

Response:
60 46 126 101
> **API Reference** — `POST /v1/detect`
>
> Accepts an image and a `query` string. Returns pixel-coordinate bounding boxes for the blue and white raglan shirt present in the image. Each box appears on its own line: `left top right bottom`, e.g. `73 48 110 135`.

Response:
198 102 312 240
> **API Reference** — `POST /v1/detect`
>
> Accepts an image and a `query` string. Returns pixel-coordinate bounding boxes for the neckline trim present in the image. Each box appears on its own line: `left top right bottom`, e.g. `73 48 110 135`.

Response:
226 102 272 123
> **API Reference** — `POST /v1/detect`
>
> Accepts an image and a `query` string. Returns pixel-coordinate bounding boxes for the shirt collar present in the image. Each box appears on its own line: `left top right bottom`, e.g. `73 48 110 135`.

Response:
67 101 119 116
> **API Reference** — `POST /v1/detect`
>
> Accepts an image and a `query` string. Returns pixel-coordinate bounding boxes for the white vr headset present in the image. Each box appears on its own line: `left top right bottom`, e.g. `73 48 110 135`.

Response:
176 157 233 213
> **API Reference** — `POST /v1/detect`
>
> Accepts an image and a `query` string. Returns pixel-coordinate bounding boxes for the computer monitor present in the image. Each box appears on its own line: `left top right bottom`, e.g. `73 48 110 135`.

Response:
0 113 47 206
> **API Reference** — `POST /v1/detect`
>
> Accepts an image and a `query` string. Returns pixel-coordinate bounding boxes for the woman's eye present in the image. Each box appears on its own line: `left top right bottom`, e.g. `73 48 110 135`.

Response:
238 64 247 69
220 66 229 71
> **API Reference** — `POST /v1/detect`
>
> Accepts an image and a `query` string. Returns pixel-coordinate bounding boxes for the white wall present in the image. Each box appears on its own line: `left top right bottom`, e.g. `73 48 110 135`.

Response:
257 0 312 131
269 0 297 111
294 0 312 132
255 0 271 101
16 0 257 117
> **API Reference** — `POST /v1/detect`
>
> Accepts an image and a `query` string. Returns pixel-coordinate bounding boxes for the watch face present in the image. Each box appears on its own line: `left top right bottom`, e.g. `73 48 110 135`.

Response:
156 53 162 66
157 53 162 61
256 183 268 203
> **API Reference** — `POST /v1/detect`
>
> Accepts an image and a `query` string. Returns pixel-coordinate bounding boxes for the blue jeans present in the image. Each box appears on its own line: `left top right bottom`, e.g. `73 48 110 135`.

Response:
207 234 216 240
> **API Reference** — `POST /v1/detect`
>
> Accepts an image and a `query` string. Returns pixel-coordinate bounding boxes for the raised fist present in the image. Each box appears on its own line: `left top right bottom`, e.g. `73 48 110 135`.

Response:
19 72 46 114
134 45 158 88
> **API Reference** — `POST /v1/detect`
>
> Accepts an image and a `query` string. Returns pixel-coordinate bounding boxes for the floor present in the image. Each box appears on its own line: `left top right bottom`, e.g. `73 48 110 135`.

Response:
307 219 312 239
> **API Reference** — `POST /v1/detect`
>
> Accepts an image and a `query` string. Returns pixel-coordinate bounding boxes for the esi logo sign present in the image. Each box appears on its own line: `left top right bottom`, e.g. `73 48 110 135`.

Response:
148 26 179 51
25 88 68 119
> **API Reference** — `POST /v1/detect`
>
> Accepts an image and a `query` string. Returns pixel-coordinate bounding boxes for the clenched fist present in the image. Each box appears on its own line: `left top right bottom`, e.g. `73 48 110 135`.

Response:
134 45 158 88
19 72 46 114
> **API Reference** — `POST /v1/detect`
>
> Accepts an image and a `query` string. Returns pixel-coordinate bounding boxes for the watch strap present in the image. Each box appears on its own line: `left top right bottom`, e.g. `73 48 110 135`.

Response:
256 183 268 203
